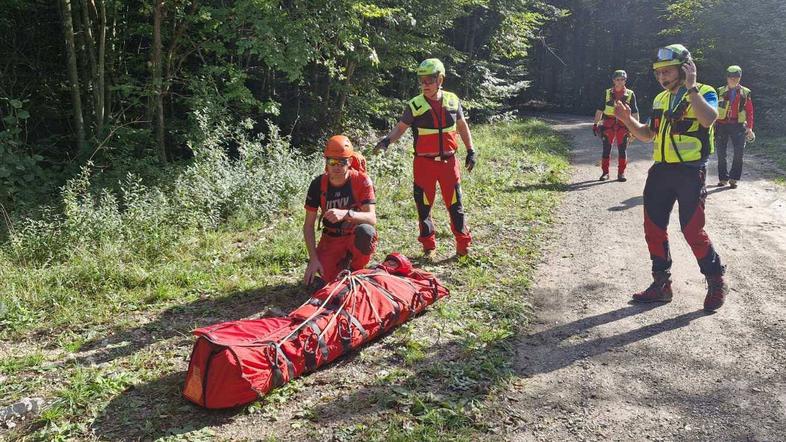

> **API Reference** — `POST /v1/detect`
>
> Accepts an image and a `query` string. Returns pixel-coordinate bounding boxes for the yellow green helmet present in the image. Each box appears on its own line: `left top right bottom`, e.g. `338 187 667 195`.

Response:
612 70 627 79
726 65 742 76
653 44 691 70
416 58 445 77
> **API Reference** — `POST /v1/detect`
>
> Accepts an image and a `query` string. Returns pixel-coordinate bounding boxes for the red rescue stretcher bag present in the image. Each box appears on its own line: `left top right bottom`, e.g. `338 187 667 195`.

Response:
182 253 448 409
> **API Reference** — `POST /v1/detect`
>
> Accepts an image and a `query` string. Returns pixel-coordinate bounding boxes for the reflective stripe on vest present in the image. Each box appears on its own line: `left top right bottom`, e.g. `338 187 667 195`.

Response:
717 85 750 123
408 91 461 156
603 88 633 117
651 83 715 163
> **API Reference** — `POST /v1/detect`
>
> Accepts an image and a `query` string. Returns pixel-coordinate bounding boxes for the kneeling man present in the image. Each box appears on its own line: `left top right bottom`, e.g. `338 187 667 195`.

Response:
304 135 378 289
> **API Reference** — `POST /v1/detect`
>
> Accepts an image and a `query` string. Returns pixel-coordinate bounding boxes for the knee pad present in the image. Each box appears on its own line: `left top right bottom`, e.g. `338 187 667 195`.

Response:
448 184 467 233
354 224 376 254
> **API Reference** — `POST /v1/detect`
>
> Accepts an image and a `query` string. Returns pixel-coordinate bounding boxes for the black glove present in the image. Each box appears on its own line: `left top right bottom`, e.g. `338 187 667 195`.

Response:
592 124 600 137
374 137 390 151
465 149 476 172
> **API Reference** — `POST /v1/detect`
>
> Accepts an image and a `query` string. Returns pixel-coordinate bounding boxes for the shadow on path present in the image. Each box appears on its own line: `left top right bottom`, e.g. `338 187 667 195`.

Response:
517 306 709 376
608 195 644 212
306 299 706 429
706 186 732 196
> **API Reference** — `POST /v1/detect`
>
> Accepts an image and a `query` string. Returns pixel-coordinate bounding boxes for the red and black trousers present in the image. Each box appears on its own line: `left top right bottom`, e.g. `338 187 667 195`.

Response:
413 155 472 253
316 224 378 282
642 162 723 275
600 123 629 175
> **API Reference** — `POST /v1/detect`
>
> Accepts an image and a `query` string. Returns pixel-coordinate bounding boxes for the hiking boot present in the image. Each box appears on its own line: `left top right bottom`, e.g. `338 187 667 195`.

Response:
599 173 610 181
729 179 738 189
632 271 673 303
422 249 436 261
456 247 469 258
717 180 728 187
704 272 729 312
617 173 627 182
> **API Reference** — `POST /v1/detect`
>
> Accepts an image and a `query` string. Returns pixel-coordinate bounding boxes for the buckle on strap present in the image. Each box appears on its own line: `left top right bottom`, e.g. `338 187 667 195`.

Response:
418 153 454 162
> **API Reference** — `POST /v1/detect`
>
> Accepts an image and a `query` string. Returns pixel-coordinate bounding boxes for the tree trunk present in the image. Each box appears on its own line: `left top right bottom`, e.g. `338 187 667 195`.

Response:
165 0 197 89
81 0 106 134
335 59 356 127
465 13 479 97
152 0 166 162
60 0 87 153
95 0 107 134
104 0 117 126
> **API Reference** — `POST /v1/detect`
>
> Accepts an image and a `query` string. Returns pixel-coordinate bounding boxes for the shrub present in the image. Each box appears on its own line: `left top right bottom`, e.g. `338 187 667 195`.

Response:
4 111 321 266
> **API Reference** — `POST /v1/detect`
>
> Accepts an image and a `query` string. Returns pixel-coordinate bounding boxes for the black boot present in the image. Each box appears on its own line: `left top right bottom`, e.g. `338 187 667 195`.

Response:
632 270 673 303
704 268 728 312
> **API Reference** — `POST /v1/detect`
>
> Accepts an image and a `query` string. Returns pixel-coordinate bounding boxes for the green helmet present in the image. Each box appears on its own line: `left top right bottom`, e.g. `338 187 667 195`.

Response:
726 65 742 76
416 58 445 77
653 44 691 70
612 70 627 79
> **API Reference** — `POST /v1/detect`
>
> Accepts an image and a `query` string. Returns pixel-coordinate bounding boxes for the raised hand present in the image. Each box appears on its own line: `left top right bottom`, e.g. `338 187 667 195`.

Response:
682 58 697 89
614 100 632 122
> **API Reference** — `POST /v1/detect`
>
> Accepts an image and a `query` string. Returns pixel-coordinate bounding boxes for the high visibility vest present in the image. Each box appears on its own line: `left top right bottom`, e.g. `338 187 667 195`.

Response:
408 91 461 156
603 88 634 118
717 85 750 123
651 84 715 163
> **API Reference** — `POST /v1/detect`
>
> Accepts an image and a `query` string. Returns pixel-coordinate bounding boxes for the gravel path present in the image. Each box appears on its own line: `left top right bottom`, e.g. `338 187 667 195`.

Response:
507 115 786 441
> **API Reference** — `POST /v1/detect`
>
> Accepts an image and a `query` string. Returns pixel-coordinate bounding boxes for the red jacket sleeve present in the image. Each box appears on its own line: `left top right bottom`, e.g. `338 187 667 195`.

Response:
745 96 754 129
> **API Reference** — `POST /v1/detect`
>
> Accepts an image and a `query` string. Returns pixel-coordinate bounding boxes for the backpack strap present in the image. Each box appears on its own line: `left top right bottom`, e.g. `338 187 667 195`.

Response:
319 173 329 213
348 170 365 211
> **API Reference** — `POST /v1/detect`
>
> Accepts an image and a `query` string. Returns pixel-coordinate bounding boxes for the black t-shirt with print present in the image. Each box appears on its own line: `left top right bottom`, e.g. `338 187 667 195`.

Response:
304 174 375 231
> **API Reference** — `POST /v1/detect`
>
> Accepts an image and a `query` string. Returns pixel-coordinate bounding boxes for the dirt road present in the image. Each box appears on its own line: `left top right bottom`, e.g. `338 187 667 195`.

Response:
507 115 786 441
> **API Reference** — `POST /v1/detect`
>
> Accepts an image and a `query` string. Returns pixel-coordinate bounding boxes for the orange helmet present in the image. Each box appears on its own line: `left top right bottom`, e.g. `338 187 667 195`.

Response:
324 135 354 158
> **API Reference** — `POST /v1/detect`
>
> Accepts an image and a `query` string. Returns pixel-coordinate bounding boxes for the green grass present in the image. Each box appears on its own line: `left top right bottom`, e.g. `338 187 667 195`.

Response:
0 118 570 440
751 136 786 180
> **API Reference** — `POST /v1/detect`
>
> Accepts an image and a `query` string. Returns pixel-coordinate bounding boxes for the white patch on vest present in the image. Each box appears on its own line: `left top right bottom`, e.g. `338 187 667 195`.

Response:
326 197 350 209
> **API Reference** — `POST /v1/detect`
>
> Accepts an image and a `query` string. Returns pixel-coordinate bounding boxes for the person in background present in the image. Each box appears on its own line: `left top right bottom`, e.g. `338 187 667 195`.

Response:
715 65 755 189
375 58 475 260
593 70 639 182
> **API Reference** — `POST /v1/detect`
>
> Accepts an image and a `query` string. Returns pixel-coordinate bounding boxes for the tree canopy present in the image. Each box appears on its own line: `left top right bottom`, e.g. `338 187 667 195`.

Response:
0 0 783 209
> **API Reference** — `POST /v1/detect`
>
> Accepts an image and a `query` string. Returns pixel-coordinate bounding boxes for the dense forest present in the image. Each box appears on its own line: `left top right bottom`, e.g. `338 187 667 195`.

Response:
522 0 786 127
1 0 784 212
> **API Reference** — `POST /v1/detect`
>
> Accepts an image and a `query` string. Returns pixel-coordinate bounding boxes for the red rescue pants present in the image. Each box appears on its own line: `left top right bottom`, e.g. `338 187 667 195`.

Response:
601 124 629 175
317 224 378 282
413 155 472 253
642 163 723 275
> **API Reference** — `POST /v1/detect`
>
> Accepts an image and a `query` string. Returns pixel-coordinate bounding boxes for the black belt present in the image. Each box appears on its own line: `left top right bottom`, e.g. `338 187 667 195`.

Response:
416 152 455 162
323 228 352 237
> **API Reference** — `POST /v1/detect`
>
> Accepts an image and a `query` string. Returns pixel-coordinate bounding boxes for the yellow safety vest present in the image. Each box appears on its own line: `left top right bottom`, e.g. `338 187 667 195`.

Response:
408 91 461 156
651 84 715 163
603 88 634 118
717 85 750 123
